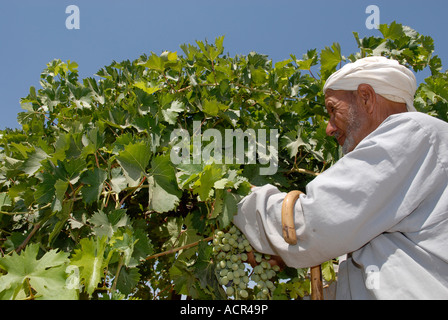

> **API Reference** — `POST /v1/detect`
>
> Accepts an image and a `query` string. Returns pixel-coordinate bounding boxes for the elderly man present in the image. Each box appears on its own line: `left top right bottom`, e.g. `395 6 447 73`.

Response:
233 56 448 299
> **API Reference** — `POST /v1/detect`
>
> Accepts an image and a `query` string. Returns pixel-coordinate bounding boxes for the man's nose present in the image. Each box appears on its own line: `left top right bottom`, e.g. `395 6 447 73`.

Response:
326 120 338 137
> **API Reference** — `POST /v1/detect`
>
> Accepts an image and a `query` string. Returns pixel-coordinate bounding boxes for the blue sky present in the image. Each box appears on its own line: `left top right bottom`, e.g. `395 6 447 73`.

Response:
1 0 447 130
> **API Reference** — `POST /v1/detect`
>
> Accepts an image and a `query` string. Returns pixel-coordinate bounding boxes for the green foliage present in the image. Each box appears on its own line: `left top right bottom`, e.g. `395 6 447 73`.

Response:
0 243 77 300
415 70 448 121
0 22 445 300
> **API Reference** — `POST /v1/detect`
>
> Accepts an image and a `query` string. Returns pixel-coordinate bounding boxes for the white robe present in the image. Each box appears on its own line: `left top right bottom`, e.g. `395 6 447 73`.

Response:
233 112 448 299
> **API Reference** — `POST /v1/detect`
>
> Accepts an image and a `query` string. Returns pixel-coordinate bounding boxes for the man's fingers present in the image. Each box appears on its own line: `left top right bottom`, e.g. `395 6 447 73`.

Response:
244 251 286 271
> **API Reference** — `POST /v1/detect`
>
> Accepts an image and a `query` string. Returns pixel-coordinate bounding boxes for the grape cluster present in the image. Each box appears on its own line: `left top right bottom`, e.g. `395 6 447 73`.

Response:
212 225 280 300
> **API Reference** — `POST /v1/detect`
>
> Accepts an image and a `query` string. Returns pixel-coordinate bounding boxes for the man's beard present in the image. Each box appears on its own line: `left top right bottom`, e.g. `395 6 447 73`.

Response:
340 104 363 155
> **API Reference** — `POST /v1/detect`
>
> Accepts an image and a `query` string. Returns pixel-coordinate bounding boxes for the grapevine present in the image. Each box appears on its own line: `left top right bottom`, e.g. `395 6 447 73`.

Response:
212 225 281 300
0 22 443 299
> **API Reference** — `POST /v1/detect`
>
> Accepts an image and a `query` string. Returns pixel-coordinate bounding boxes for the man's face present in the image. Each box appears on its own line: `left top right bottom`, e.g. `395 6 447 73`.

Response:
324 90 368 154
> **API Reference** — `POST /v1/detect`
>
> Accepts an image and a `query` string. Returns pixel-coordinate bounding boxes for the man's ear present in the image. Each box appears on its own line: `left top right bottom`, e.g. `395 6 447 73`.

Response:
356 84 376 114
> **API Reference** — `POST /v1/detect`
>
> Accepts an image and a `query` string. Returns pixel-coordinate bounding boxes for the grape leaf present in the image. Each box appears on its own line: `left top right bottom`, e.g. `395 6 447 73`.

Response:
53 179 69 212
148 154 181 213
21 147 49 176
116 267 140 296
169 262 193 296
193 164 223 201
132 228 154 263
320 42 343 79
196 36 224 62
110 167 128 194
140 52 164 72
213 189 238 228
133 81 161 95
0 243 77 300
89 209 130 238
0 193 11 210
203 98 228 117
321 260 336 282
162 100 185 124
116 141 151 186
80 168 107 205
110 227 137 267
281 127 307 158
34 172 56 204
379 21 405 40
70 237 108 296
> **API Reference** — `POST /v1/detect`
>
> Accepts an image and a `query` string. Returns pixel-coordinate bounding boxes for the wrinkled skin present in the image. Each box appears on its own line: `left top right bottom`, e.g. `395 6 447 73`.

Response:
325 84 408 154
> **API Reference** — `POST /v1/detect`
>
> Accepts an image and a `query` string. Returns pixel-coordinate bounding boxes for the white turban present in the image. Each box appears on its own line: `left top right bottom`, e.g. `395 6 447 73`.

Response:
323 56 417 111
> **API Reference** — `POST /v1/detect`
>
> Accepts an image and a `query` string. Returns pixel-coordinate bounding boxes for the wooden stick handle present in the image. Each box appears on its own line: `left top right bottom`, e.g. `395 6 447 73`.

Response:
281 190 302 245
281 190 324 300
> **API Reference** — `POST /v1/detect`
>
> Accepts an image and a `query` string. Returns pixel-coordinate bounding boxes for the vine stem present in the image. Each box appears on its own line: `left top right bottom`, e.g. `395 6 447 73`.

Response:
111 254 124 292
12 200 72 254
289 167 320 177
15 222 41 253
146 236 213 261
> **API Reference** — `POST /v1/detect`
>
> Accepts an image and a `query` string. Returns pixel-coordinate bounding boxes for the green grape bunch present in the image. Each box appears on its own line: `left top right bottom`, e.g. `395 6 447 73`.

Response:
212 225 281 300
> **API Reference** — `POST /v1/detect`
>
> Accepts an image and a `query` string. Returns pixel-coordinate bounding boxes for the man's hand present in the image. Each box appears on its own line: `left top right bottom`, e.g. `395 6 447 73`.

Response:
245 251 286 271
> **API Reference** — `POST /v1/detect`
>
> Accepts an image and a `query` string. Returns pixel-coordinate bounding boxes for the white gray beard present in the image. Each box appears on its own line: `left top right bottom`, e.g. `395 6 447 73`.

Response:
341 104 363 155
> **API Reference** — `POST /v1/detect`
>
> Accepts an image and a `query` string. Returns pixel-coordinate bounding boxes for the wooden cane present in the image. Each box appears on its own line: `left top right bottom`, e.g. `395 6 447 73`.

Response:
281 191 324 300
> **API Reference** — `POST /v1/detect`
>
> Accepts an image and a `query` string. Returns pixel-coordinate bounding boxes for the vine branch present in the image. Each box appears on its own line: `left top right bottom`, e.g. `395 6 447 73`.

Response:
146 236 213 261
16 223 41 253
289 167 320 177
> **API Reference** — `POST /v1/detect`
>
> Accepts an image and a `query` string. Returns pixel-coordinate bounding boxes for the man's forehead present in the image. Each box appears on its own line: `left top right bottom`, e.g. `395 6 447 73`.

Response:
324 89 351 104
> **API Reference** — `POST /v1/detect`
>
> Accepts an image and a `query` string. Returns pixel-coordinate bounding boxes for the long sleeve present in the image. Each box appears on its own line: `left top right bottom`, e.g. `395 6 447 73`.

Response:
233 184 310 267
